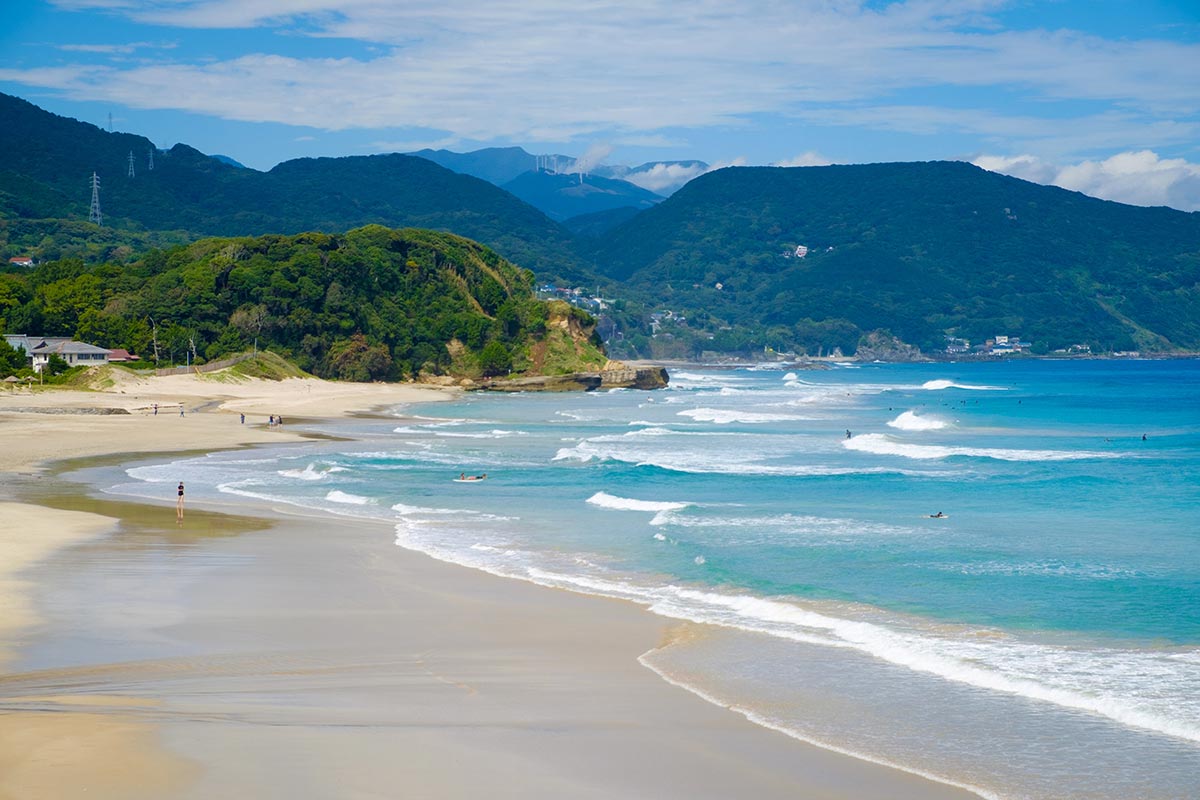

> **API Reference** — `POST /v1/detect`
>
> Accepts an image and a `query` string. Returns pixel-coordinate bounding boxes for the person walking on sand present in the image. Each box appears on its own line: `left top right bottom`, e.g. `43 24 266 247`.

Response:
153 403 158 416
240 413 245 424
180 403 185 417
176 481 185 520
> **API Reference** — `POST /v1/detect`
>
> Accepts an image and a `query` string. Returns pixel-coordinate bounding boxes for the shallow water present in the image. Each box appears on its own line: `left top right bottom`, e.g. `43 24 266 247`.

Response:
101 359 1200 799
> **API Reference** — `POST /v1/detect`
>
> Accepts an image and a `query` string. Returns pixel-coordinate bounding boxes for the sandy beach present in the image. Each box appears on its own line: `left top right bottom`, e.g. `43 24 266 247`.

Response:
0 370 978 799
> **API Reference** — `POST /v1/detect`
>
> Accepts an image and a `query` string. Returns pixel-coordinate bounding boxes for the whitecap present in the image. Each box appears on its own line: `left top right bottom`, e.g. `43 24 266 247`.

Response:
887 411 948 431
325 490 373 505
921 379 1006 391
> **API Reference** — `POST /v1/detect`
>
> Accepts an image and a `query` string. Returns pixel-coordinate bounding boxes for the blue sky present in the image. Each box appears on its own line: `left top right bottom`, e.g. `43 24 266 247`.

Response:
1 1 1198 208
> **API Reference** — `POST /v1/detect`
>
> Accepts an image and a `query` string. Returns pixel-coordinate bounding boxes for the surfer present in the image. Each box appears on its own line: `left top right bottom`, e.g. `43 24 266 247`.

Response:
845 429 852 439
930 511 945 518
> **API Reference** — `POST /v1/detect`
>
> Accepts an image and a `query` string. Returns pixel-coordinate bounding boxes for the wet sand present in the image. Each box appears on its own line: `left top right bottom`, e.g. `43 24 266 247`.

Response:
0 373 980 799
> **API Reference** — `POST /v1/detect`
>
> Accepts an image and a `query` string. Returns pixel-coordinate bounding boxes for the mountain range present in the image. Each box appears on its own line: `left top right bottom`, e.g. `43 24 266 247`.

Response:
2 91 1198 357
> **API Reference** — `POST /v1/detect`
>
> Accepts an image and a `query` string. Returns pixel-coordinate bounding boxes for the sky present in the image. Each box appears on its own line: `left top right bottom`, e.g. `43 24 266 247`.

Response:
1 0 1198 209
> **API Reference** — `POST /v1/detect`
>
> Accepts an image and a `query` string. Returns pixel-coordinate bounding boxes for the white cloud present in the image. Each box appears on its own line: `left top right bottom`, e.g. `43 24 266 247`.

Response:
622 162 709 194
773 152 833 168
972 151 1200 212
569 143 613 175
56 41 176 54
19 0 1196 152
369 136 461 153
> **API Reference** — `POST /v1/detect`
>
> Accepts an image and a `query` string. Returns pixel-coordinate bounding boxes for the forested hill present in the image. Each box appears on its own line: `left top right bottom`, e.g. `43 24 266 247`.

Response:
590 161 1200 354
0 225 607 380
0 93 586 280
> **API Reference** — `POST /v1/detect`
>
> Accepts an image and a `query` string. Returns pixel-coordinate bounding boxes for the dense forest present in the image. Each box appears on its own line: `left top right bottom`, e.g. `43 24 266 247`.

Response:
3 92 1199 362
590 163 1200 357
0 226 607 380
0 93 590 284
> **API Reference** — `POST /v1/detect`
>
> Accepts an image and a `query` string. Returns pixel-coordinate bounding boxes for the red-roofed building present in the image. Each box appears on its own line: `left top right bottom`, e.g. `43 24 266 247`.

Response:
8 256 34 267
106 348 137 362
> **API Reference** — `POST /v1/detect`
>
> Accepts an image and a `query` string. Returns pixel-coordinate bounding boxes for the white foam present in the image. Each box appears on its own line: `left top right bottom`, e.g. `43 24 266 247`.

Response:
921 379 1006 391
844 433 1116 461
586 491 690 514
279 462 346 480
391 502 463 516
325 490 373 505
678 408 811 424
886 411 948 431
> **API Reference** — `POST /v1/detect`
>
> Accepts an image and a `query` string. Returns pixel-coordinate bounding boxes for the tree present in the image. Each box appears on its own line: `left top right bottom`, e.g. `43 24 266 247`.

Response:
479 341 512 377
0 337 26 376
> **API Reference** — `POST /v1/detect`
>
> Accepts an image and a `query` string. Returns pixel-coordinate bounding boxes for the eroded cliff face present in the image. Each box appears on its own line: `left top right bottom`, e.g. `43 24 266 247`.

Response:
855 330 928 362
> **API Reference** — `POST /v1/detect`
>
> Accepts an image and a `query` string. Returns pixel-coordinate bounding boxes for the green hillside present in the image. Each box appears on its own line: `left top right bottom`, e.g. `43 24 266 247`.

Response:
0 93 588 281
0 225 606 380
591 162 1200 355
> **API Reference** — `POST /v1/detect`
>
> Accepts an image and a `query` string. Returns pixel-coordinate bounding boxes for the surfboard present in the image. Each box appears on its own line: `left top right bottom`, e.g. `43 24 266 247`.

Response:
453 477 487 483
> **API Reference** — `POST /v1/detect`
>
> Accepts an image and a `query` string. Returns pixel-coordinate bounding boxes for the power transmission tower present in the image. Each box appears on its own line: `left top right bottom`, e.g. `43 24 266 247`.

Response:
88 172 103 226
127 150 136 178
108 112 113 132
148 147 155 171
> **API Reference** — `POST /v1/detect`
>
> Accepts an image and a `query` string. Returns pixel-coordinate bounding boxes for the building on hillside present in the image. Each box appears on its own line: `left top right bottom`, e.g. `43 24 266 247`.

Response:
106 348 137 362
7 256 34 267
4 335 112 372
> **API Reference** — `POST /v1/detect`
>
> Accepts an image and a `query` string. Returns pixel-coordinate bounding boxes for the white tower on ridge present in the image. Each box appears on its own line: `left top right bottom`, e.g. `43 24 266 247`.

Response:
88 172 103 226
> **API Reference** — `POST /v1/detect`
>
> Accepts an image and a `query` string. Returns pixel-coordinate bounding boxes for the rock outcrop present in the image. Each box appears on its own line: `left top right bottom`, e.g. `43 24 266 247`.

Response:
475 365 669 392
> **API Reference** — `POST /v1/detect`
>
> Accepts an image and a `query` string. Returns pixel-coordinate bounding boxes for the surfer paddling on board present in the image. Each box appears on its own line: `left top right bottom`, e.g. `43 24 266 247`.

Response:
930 511 946 518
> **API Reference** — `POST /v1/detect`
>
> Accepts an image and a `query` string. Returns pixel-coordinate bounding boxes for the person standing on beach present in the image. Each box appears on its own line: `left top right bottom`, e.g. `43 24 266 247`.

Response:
176 481 185 520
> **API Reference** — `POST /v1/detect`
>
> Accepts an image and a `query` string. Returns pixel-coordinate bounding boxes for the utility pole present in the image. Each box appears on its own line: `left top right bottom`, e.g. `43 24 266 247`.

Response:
148 147 155 171
88 172 103 225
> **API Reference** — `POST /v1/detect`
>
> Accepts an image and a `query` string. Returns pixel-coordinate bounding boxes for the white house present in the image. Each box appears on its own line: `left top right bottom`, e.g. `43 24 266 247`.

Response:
5 335 111 372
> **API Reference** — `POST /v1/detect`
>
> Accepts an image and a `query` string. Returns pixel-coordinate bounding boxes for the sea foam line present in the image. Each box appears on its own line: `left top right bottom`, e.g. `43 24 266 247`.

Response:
636 655 1000 800
678 408 812 424
845 433 1116 461
393 521 1200 748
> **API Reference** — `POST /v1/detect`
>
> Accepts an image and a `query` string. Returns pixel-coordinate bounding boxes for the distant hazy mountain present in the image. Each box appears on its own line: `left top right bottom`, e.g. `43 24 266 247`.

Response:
408 146 571 186
411 146 709 197
501 169 663 221
209 154 247 169
594 160 710 195
0 93 587 279
591 161 1200 353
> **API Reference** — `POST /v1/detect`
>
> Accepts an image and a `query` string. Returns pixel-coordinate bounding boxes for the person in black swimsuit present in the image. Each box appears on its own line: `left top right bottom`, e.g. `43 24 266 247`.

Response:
176 481 185 520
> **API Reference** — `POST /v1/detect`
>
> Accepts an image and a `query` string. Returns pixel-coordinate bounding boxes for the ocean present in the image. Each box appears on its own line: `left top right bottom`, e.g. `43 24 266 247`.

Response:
100 359 1200 799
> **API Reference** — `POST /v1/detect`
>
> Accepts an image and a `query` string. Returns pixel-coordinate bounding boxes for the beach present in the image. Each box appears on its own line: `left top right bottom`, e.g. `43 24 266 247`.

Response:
0 369 980 799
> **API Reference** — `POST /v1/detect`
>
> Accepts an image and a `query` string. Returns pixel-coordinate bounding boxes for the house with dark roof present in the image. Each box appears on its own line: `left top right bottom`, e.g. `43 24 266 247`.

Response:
4 335 111 372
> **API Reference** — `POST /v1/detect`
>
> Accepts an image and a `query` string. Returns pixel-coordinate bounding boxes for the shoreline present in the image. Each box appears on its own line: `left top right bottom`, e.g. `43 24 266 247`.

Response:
1 374 980 798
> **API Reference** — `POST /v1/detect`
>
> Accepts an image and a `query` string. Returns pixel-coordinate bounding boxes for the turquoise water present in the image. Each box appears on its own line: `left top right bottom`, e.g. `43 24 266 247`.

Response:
107 359 1200 799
